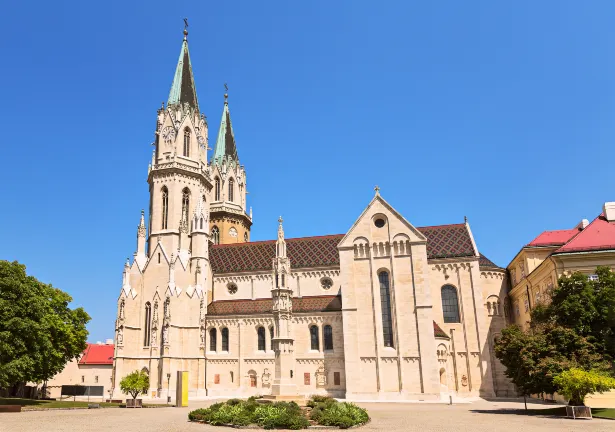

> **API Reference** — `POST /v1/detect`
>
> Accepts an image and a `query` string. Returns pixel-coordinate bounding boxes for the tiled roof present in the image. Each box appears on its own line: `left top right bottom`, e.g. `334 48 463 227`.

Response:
478 253 501 269
433 321 450 339
210 224 477 274
207 295 342 316
555 214 615 254
527 228 581 247
79 343 114 365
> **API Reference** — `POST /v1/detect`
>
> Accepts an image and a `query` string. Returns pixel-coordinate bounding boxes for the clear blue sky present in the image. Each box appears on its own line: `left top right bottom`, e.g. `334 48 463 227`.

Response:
1 1 614 342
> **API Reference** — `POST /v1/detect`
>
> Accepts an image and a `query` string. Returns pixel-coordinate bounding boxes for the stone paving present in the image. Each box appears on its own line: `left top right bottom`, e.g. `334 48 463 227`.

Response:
1 399 613 432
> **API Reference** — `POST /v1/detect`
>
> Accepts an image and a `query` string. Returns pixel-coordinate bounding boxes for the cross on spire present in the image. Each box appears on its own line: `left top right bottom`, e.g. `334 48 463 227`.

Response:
374 185 380 195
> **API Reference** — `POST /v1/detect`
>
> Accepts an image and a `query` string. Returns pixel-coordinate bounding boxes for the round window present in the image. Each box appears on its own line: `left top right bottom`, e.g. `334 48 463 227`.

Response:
320 277 333 290
374 218 386 228
227 282 238 295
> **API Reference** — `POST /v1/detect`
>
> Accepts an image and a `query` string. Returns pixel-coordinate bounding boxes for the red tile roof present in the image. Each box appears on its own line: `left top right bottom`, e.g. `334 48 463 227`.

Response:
478 253 501 269
555 214 615 254
210 223 478 274
207 295 342 316
433 321 450 339
527 228 581 247
79 343 114 365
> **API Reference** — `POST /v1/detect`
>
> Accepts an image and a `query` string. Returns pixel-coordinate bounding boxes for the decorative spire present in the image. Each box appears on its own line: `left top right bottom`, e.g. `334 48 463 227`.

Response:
137 210 146 238
167 20 199 112
276 216 287 259
211 87 238 166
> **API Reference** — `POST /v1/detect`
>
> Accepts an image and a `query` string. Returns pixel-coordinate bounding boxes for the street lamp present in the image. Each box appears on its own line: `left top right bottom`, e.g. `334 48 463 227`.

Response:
167 373 171 404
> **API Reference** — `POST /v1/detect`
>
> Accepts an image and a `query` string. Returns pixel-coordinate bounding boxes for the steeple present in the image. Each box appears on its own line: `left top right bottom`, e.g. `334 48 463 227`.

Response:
167 23 199 112
211 92 238 166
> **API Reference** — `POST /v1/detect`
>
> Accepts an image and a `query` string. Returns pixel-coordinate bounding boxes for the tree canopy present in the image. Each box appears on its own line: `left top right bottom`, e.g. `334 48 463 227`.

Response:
495 267 615 398
0 260 90 389
553 368 615 406
120 370 149 400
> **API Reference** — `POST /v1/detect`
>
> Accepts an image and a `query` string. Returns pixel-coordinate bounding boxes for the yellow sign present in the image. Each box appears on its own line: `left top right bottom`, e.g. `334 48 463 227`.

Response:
175 371 188 407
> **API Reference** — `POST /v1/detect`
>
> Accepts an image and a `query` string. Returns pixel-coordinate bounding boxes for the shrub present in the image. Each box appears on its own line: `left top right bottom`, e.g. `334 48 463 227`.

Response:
247 394 262 402
187 408 209 422
226 398 242 406
119 370 150 401
554 368 615 406
317 402 369 429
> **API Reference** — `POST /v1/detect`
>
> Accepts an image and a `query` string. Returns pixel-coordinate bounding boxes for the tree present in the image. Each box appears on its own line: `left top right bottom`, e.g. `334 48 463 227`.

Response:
0 260 90 391
120 370 150 401
553 368 615 406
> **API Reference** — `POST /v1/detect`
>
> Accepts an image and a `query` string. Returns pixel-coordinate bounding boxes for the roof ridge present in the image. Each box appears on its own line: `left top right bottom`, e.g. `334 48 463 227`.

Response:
211 233 345 248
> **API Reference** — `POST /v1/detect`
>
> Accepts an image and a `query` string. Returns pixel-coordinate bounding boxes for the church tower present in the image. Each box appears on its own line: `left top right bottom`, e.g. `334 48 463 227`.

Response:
209 92 252 244
147 25 212 258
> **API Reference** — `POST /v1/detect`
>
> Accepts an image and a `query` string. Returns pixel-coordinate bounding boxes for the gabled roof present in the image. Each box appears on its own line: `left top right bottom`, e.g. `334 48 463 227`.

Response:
210 224 478 274
79 343 114 365
167 35 199 112
527 228 581 247
478 253 501 269
554 214 615 254
207 295 342 316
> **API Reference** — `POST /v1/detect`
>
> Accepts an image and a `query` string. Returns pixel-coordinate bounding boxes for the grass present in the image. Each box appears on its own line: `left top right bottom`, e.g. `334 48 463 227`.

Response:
592 408 615 420
0 397 172 410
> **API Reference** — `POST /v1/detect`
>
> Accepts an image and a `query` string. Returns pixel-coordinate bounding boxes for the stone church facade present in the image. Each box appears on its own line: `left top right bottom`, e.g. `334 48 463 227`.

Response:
111 28 516 401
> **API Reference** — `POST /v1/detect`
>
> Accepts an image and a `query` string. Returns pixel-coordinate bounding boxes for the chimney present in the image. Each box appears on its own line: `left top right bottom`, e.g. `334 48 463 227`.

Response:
96 341 102 345
576 219 589 229
604 202 615 223
105 339 114 345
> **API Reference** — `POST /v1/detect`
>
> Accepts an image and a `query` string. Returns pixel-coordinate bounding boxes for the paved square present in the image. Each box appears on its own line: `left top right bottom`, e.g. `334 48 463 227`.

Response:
2 399 612 432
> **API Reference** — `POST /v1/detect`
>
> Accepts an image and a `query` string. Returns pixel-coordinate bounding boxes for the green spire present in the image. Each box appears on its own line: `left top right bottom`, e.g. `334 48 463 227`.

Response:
211 94 238 166
167 28 199 112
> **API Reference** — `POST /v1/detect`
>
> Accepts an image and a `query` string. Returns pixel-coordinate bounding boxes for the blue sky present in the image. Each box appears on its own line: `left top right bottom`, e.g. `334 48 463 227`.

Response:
1 1 614 342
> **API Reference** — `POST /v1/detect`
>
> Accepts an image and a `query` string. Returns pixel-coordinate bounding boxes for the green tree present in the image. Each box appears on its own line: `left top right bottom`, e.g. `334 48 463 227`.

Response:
0 260 90 390
553 368 615 406
120 370 150 401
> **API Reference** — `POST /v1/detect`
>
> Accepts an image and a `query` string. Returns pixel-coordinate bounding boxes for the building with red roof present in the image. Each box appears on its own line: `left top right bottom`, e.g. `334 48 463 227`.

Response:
507 202 615 332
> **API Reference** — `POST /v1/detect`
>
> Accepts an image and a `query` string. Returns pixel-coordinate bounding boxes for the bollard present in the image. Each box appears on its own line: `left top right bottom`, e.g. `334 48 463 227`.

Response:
449 395 452 405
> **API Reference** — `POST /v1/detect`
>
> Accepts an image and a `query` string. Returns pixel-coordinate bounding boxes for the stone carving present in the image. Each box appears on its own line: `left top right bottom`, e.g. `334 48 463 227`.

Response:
261 368 271 387
117 326 124 345
164 297 171 323
316 365 327 387
162 324 169 346
118 299 125 322
461 375 468 387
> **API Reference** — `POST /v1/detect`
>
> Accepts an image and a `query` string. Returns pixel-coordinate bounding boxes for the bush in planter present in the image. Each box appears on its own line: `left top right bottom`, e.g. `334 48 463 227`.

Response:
554 368 615 406
315 402 369 429
119 370 149 406
254 404 309 430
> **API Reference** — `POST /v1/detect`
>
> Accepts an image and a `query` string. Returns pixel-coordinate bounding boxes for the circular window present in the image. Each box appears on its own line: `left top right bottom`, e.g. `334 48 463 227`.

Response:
227 282 238 295
374 218 386 228
320 277 333 290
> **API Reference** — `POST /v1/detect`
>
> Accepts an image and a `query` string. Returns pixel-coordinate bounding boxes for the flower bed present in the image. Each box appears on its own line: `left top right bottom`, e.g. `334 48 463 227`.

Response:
188 395 369 430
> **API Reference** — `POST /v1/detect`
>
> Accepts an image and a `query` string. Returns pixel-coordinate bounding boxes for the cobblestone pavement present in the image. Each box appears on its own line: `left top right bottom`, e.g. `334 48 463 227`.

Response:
2 399 612 432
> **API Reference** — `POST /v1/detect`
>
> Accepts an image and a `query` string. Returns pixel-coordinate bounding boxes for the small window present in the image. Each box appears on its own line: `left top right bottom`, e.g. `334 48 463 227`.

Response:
161 187 169 230
143 302 152 346
379 271 394 347
183 128 190 157
209 328 217 352
221 328 229 352
244 232 248 242
227 282 238 295
269 326 274 351
324 325 333 350
158 253 161 264
257 327 266 351
212 226 220 245
228 178 234 202
320 277 333 290
441 285 460 324
81 376 85 383
374 218 386 228
214 177 221 201
95 376 98 383
181 188 190 222
310 325 319 350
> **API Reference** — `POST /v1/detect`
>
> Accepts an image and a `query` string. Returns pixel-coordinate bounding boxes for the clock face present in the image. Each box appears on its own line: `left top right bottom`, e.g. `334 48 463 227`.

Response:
161 126 176 145
197 134 206 146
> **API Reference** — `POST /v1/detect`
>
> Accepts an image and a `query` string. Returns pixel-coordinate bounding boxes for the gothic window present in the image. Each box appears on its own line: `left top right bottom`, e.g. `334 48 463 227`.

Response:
310 325 319 350
181 188 190 222
144 302 152 346
221 328 229 352
320 277 333 290
379 271 394 347
228 178 234 202
215 177 220 201
161 187 169 229
269 326 274 351
257 327 266 351
244 232 248 242
441 285 460 323
212 226 220 245
183 128 190 157
209 328 217 352
324 325 333 350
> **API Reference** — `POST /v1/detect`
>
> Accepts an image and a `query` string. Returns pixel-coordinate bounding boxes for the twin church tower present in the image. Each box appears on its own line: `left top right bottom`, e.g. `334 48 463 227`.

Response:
149 24 251 259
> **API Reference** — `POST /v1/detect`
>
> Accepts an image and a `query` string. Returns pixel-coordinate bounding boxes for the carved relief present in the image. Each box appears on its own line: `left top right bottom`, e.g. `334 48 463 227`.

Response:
316 365 327 387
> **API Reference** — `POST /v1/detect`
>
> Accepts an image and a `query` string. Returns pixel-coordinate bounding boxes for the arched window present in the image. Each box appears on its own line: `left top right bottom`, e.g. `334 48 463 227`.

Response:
310 325 319 350
221 328 229 352
212 226 220 245
228 178 234 202
209 328 217 352
441 285 461 323
215 177 220 201
324 325 333 350
143 302 152 346
257 327 266 351
244 232 248 242
181 188 190 222
269 326 274 351
183 128 190 157
378 271 394 348
161 187 169 230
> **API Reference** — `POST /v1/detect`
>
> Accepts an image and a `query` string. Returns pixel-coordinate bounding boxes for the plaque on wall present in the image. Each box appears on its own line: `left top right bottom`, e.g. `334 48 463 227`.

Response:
304 372 311 385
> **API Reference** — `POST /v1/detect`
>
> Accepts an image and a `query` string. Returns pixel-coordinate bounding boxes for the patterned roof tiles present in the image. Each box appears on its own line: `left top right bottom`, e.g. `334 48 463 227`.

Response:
433 321 450 339
207 295 342 316
478 253 501 269
210 224 477 274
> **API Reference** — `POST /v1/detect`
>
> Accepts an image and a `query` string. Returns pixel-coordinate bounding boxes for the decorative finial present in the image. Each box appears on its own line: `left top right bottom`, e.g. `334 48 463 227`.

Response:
141 209 145 216
224 83 229 103
464 215 468 224
374 185 380 195
278 216 283 224
183 18 189 39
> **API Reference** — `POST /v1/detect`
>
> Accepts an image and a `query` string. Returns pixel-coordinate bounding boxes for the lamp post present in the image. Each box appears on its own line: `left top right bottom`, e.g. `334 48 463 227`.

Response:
167 373 171 404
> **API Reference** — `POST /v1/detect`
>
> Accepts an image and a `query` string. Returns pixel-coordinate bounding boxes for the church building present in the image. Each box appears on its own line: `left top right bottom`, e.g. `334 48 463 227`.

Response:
112 27 515 401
